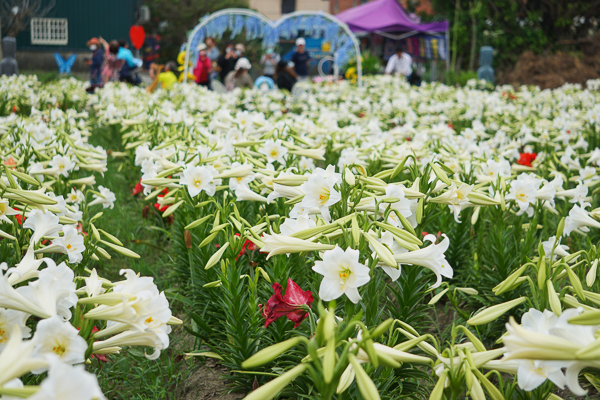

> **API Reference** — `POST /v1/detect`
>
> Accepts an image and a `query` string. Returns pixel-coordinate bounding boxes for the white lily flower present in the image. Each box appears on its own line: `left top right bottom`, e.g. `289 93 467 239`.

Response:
563 205 600 236
312 246 371 303
179 165 221 197
541 236 570 260
88 185 116 209
23 209 63 245
28 358 106 400
65 188 84 204
49 154 76 178
83 268 106 298
31 316 88 372
259 139 288 164
0 199 18 224
235 184 268 202
16 262 78 320
92 326 170 360
0 309 31 351
279 215 317 236
0 326 48 386
392 234 452 288
299 172 341 222
50 225 85 264
7 245 56 285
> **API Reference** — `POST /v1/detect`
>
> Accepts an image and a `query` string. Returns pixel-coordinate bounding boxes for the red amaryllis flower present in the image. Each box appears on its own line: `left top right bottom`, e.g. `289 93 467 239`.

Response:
14 209 22 225
153 188 170 213
517 152 537 167
234 233 258 260
260 278 313 328
132 179 144 196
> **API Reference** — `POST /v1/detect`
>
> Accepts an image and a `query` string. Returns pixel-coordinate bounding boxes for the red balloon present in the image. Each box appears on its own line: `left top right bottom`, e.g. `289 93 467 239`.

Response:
129 25 146 50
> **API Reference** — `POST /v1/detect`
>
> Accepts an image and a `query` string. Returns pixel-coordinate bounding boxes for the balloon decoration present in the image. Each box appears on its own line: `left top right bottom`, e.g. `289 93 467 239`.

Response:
129 25 146 50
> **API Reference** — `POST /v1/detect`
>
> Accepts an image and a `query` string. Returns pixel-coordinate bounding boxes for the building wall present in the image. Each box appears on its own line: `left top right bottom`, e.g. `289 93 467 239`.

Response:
250 0 330 20
332 0 372 14
14 0 139 52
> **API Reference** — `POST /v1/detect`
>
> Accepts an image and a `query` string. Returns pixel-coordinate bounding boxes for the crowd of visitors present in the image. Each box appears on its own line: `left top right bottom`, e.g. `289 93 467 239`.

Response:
85 36 143 91
85 35 326 93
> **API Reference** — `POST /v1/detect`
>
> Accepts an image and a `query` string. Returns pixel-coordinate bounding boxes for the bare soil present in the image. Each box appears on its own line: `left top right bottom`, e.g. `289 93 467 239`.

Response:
178 359 245 400
498 36 600 89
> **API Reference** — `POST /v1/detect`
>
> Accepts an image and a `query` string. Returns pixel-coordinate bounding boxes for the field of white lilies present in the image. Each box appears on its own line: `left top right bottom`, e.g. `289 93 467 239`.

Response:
2 74 600 400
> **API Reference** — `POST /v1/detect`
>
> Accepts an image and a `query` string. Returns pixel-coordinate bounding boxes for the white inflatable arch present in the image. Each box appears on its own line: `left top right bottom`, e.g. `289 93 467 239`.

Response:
183 8 363 86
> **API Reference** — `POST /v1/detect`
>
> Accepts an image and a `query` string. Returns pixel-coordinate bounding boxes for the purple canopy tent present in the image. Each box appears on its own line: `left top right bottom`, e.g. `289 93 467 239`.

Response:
336 0 449 68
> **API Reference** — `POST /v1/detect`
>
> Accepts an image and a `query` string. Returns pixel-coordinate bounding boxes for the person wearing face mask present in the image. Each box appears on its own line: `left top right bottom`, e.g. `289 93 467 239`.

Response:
194 43 212 89
86 38 104 85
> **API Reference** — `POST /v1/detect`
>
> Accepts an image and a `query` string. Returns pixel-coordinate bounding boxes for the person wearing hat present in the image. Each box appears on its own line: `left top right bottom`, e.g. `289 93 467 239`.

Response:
193 43 212 89
224 57 253 91
291 37 311 80
86 37 104 85
260 48 280 79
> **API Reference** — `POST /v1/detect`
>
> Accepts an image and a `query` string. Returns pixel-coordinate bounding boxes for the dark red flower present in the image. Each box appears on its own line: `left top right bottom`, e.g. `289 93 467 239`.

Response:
13 208 22 225
153 188 170 213
517 152 537 167
132 179 144 196
260 278 313 328
234 233 258 260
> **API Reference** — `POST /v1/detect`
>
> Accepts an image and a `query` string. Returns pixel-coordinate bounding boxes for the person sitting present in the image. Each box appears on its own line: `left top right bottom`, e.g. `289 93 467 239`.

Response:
385 44 420 85
193 43 212 89
275 60 297 92
158 62 178 90
225 58 253 91
117 39 143 85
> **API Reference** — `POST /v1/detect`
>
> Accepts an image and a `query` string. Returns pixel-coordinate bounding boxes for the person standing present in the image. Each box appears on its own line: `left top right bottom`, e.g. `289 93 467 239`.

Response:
291 38 311 80
86 37 104 85
260 48 280 79
205 37 220 81
385 44 419 85
98 37 125 84
217 42 238 83
194 43 212 89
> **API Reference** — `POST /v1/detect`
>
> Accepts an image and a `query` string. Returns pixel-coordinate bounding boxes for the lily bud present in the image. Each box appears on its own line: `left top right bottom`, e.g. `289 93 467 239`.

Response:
205 243 230 270
455 287 479 295
537 256 547 290
416 197 424 224
556 217 565 238
163 200 184 218
429 370 448 400
363 232 397 268
547 280 562 316
99 240 140 259
493 264 528 295
98 229 123 246
370 318 394 339
428 288 449 305
242 337 303 369
471 206 480 225
351 215 360 246
90 224 102 242
430 163 451 185
322 338 336 384
467 192 500 206
199 231 220 248
185 216 212 231
344 167 355 185
565 266 586 300
243 364 308 400
587 259 598 287
467 297 527 325
348 353 381 400
69 175 98 186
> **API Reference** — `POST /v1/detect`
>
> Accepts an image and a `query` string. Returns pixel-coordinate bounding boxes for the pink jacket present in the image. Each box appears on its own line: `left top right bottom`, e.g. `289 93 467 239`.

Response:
193 55 212 83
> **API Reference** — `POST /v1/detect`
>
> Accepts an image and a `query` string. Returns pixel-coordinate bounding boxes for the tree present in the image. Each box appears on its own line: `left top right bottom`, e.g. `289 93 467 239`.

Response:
145 0 249 61
0 0 56 37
